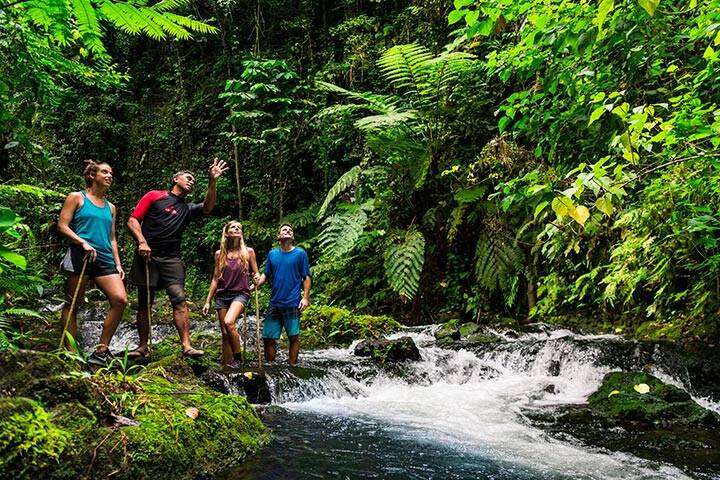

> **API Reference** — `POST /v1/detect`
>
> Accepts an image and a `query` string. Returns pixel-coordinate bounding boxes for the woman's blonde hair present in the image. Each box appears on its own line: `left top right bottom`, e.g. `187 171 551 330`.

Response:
215 221 249 279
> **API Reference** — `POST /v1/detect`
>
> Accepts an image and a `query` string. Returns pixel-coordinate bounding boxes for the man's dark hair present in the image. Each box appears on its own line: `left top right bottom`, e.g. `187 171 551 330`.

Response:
278 223 293 232
171 169 195 187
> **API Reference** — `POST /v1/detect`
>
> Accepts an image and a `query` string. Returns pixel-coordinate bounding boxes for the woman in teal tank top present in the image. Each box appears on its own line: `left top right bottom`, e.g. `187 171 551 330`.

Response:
57 160 128 368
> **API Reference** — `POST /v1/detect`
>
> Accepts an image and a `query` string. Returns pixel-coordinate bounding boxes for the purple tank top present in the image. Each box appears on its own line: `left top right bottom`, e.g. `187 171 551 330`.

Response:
217 258 250 295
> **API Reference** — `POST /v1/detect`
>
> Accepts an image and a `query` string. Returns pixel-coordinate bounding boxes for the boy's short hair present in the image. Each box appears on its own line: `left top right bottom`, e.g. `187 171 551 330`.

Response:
278 223 293 232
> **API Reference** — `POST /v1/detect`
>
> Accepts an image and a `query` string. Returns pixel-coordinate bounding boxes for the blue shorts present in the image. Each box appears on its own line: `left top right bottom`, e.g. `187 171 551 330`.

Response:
263 306 300 339
214 292 250 311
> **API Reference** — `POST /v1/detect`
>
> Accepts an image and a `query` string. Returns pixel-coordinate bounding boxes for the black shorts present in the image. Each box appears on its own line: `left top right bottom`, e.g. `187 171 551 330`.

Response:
129 252 185 289
60 246 118 278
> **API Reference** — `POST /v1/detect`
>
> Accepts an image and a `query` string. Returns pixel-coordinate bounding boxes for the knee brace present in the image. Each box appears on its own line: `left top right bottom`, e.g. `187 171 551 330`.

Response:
167 284 186 307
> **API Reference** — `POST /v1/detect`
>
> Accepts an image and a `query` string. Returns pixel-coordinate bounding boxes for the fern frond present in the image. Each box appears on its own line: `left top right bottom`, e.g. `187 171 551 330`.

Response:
474 232 525 294
141 7 190 39
151 0 189 12
162 12 218 35
71 0 106 54
316 81 400 115
378 44 434 95
281 207 318 229
384 228 425 300
319 205 368 257
98 0 142 34
1 308 42 318
355 111 417 131
317 165 362 219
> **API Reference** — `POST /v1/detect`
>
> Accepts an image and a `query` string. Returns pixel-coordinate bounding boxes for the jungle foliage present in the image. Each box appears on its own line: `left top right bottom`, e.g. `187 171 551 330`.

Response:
1 0 719 342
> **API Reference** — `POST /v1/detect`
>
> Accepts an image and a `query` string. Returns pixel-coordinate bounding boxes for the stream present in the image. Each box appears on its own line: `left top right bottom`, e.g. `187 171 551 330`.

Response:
79 320 720 480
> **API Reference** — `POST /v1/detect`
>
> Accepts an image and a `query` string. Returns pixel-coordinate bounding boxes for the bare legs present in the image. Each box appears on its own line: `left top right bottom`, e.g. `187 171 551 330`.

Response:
134 284 202 356
60 273 127 352
217 301 245 365
264 335 299 365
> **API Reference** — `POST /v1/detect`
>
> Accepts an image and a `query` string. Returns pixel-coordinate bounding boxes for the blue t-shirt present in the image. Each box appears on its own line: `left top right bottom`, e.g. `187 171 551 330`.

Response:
264 247 311 308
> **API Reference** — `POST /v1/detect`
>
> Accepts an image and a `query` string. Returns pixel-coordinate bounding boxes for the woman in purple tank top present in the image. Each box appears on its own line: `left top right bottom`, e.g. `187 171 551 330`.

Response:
203 221 259 366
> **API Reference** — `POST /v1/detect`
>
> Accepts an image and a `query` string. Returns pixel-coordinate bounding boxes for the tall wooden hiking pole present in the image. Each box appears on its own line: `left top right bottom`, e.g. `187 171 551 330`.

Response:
254 288 262 369
145 259 153 358
60 255 89 349
242 311 247 361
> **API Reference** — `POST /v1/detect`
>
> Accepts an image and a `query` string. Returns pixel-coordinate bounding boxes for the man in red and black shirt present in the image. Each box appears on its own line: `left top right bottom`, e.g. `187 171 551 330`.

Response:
127 159 228 358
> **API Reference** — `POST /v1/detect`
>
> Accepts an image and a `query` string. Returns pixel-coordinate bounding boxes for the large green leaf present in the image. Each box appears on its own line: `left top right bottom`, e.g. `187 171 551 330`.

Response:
384 228 425 299
0 246 27 270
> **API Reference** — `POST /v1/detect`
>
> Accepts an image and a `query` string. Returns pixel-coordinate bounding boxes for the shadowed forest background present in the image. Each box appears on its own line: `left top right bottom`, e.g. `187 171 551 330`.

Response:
2 0 720 343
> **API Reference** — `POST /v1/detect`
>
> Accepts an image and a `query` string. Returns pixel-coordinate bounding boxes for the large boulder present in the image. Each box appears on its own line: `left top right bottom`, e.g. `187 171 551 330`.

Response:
588 371 720 426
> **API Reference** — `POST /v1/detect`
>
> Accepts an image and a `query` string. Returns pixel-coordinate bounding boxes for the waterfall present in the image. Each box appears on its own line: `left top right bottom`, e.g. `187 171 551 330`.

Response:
254 327 718 480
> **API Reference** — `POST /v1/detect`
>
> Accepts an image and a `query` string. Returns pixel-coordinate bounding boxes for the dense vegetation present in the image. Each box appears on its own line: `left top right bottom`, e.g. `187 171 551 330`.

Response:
1 0 720 342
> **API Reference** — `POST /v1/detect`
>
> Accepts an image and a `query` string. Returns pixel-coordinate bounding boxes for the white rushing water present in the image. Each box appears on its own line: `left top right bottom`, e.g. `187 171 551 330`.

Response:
272 327 716 480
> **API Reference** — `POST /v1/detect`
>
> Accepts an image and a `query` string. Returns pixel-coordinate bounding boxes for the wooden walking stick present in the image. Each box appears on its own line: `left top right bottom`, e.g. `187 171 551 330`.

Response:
254 288 262 369
145 259 153 358
60 254 89 350
242 311 248 362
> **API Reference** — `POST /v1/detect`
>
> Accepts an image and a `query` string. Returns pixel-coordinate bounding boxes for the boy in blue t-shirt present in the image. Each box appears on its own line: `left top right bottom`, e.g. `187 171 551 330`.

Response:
255 223 311 365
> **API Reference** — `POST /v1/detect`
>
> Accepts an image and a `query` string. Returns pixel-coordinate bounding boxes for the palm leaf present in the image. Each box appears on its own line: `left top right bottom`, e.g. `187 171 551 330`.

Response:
384 227 425 300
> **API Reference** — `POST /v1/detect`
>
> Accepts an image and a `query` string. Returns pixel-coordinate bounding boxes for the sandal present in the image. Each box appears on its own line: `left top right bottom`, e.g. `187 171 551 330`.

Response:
127 348 149 358
182 347 204 358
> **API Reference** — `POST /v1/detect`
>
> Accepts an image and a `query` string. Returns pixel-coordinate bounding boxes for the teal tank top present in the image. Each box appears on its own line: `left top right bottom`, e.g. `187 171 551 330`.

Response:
72 191 115 267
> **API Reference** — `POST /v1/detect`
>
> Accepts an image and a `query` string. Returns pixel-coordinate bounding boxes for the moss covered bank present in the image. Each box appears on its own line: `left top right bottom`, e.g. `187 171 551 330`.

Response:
0 349 269 479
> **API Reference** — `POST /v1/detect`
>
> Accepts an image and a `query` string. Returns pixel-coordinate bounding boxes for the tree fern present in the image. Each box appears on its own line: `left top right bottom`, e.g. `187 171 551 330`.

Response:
384 228 426 300
71 0 105 54
474 231 524 294
319 204 370 257
377 44 434 95
317 165 362 219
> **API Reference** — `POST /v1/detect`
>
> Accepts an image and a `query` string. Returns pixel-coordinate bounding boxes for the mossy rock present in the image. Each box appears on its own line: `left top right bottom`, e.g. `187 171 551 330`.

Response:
588 371 720 426
458 322 481 338
148 332 225 374
301 305 401 349
434 322 461 343
465 333 501 346
354 336 421 363
0 349 74 395
0 348 270 479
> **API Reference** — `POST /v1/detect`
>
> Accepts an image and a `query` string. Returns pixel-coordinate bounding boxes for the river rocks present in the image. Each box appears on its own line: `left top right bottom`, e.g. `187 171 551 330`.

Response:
524 371 720 473
0 349 270 480
588 371 720 426
354 335 421 362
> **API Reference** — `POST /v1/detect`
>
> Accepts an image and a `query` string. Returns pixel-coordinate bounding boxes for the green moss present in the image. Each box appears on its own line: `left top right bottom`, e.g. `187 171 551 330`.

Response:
1 349 270 479
588 371 720 426
117 374 269 478
0 398 71 478
458 322 481 338
301 305 401 348
148 332 225 373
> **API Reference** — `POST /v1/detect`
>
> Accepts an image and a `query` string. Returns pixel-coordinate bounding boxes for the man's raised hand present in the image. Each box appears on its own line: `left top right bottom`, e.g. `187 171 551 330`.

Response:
208 158 229 181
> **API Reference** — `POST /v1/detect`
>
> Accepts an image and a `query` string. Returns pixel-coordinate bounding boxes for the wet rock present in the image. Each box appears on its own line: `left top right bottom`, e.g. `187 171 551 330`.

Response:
465 333 501 347
434 322 461 343
588 371 720 426
241 370 272 404
524 371 720 474
458 322 481 338
354 335 421 363
548 360 561 377
199 370 231 394
543 384 557 395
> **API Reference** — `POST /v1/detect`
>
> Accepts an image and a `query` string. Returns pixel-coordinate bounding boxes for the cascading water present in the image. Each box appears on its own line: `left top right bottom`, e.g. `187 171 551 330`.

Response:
229 326 719 480
77 317 718 479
